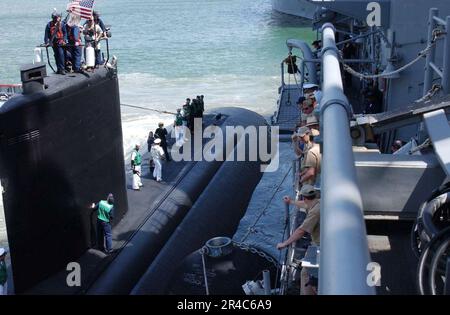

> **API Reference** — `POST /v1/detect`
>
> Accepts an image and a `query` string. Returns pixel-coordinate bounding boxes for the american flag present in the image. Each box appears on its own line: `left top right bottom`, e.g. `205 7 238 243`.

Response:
67 0 95 20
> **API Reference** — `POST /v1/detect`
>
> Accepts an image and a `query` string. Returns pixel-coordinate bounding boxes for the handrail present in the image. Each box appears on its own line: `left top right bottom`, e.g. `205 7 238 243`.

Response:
423 8 450 95
318 23 375 295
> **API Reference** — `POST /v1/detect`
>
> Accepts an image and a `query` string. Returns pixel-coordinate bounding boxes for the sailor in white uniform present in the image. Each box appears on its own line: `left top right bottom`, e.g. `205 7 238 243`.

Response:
151 138 165 182
131 144 143 190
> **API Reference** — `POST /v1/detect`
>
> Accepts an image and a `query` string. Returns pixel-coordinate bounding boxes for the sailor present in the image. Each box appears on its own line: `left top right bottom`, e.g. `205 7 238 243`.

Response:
131 144 143 190
66 16 83 73
83 16 104 67
155 122 171 161
0 248 7 295
391 140 403 153
300 98 315 126
151 138 165 182
303 83 322 111
193 96 201 118
312 40 322 58
195 95 205 119
200 95 205 118
277 185 320 295
147 131 155 173
297 126 321 186
93 11 107 34
189 99 196 132
91 193 115 254
174 109 184 145
283 53 298 74
44 11 67 75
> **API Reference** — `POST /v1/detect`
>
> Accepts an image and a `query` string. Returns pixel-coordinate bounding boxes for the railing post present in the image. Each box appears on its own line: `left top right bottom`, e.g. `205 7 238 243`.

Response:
281 62 285 88
318 23 375 295
423 8 438 95
442 16 450 94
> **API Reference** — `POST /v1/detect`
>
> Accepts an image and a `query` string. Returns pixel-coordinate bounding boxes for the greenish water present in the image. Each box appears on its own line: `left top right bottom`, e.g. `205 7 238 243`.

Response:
0 0 315 151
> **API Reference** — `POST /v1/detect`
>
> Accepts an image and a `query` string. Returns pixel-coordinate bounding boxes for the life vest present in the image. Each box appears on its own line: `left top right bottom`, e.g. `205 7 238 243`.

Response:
175 114 183 126
68 25 81 45
97 200 113 223
133 150 142 165
50 21 65 45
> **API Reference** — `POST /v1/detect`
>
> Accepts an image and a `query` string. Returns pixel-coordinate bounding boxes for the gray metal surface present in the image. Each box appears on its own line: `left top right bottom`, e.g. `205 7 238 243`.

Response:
274 85 301 133
319 23 374 295
355 152 446 216
423 109 450 176
286 39 318 84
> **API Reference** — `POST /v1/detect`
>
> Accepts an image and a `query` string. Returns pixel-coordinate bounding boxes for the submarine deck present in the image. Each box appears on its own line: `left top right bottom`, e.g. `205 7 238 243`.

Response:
22 113 225 294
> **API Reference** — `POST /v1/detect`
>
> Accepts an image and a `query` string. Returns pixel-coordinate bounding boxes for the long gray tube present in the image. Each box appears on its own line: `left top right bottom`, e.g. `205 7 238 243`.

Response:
130 110 267 294
87 107 265 294
286 39 318 84
318 23 375 295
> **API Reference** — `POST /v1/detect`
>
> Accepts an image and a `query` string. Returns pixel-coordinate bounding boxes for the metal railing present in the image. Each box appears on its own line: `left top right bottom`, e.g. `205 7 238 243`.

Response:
423 8 450 95
318 23 375 295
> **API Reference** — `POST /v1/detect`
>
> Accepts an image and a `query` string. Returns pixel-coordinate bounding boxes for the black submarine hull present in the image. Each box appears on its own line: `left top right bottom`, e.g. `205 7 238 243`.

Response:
0 65 270 294
88 107 268 294
0 67 128 293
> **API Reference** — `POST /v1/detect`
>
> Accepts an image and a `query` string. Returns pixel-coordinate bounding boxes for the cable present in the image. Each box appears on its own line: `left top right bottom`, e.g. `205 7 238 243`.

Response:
430 236 450 295
239 164 293 243
417 226 450 295
121 103 177 115
343 28 444 80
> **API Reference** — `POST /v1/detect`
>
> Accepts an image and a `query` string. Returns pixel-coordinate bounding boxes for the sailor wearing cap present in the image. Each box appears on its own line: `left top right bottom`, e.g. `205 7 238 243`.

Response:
91 194 115 254
277 185 320 249
44 10 67 75
277 185 320 295
297 126 321 186
131 144 143 190
303 83 322 105
151 138 165 182
0 247 7 295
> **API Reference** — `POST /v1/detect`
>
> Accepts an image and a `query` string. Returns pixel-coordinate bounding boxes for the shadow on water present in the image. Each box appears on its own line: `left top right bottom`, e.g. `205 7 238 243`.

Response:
267 11 313 27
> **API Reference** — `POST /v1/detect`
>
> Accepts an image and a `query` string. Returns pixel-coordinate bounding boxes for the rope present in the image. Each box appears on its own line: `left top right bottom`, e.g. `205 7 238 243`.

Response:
240 164 293 243
121 103 177 115
200 247 210 295
415 84 442 103
288 55 303 93
343 28 444 80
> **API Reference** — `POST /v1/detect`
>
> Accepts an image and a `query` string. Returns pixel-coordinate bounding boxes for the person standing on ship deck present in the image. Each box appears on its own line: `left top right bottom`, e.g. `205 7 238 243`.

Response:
44 11 67 75
66 17 83 73
277 185 320 295
131 144 143 190
91 194 115 254
151 138 165 182
155 122 171 161
297 126 321 187
0 248 8 295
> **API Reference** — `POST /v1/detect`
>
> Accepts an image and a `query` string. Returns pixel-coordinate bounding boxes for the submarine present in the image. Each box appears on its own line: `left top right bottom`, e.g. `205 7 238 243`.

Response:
0 62 272 294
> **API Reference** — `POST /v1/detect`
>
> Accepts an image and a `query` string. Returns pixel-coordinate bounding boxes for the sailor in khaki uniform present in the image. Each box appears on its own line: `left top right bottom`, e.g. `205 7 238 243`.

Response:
297 126 321 186
277 185 320 295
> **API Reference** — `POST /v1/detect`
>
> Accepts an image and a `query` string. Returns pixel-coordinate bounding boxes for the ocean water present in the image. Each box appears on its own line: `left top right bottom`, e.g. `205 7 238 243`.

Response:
0 0 315 154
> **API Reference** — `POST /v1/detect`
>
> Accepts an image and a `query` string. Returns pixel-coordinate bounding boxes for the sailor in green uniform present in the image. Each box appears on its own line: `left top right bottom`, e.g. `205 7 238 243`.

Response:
0 248 7 295
174 108 184 145
91 194 115 253
131 144 143 190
